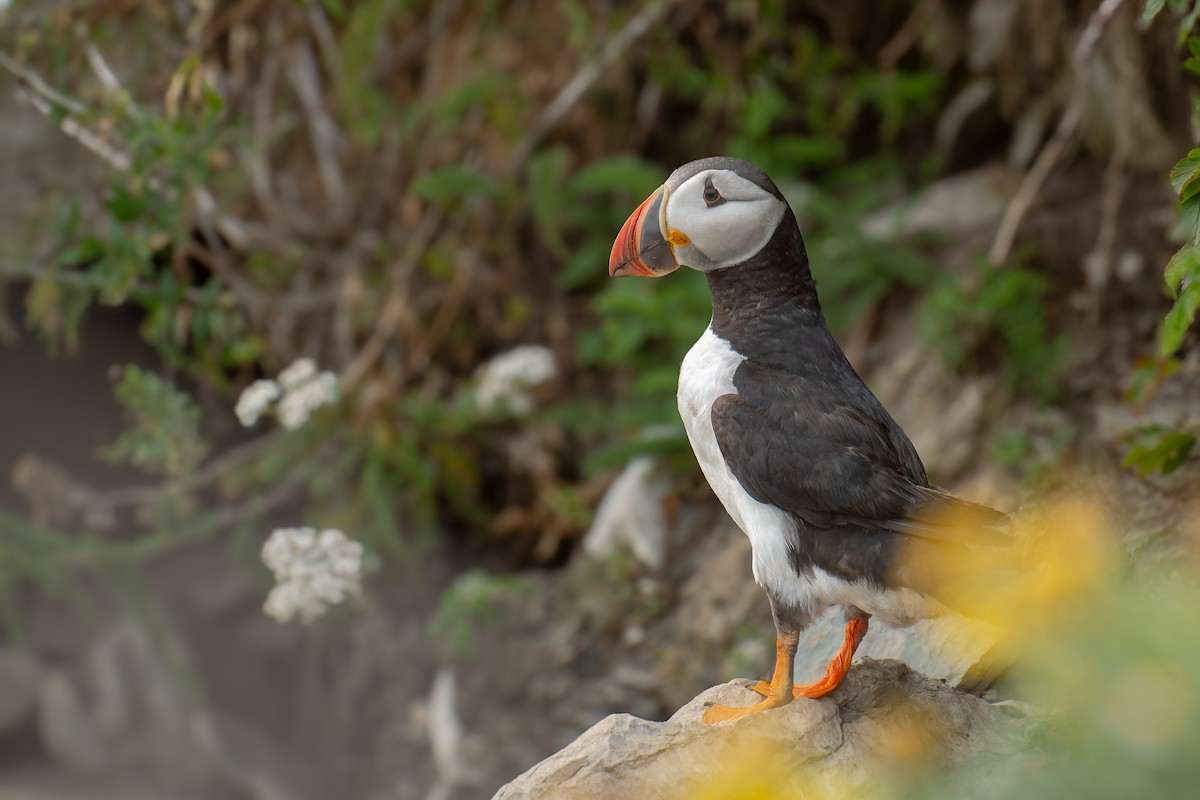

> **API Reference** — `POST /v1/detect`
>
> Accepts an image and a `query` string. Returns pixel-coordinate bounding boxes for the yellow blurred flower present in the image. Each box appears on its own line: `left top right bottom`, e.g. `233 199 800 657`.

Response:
897 493 1118 658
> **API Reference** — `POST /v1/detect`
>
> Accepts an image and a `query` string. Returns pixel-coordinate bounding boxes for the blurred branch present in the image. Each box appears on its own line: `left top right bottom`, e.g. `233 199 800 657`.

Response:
80 432 281 516
988 0 1131 266
339 208 443 392
0 48 135 173
0 260 204 315
878 0 936 69
65 466 310 566
9 430 286 544
0 258 315 313
287 39 350 218
506 0 688 175
0 48 88 115
1084 20 1136 304
83 37 137 117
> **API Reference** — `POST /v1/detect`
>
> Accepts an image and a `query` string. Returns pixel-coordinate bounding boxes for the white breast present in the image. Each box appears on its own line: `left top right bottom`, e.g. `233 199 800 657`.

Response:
676 326 934 626
677 327 814 610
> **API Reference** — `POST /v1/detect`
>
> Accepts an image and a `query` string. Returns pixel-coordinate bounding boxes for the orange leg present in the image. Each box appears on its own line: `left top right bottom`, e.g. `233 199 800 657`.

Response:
749 615 869 700
702 630 800 724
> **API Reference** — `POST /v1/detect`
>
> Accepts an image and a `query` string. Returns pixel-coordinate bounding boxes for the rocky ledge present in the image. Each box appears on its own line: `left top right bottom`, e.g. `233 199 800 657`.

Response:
494 659 1033 800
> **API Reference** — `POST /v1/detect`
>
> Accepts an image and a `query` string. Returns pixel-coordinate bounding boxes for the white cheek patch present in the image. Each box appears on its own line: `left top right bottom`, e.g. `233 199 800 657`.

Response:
667 171 786 271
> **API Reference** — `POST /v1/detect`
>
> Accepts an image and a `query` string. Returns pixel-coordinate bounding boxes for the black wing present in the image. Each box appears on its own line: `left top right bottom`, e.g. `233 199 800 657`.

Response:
710 363 1005 541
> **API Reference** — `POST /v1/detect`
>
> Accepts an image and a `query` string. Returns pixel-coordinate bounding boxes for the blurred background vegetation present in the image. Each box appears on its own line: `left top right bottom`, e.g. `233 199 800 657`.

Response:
2 0 1200 798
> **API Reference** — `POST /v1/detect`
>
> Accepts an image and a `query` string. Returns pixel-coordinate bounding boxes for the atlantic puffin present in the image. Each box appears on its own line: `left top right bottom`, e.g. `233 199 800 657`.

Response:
608 156 1006 724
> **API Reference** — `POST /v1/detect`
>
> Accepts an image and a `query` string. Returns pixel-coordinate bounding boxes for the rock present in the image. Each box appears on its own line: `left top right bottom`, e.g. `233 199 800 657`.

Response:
869 337 991 483
673 526 762 646
967 0 1020 72
582 457 671 570
493 659 1029 800
860 164 1021 240
37 670 109 770
191 711 320 800
84 619 197 771
0 646 40 733
36 619 198 775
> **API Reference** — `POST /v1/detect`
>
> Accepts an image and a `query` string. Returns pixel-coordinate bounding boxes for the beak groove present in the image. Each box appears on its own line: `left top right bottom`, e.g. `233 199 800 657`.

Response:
608 186 680 278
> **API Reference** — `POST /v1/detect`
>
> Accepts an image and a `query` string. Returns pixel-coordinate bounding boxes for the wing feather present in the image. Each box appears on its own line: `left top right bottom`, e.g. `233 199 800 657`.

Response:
710 364 1006 542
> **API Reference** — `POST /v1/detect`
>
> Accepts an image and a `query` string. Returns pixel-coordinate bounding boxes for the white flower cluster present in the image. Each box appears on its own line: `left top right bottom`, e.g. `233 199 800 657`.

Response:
473 344 556 415
234 358 339 429
261 526 364 624
235 379 281 427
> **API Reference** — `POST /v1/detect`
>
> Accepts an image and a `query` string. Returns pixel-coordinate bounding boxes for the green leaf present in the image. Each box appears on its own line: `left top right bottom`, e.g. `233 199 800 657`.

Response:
98 365 208 477
1158 244 1200 355
1168 149 1200 200
528 147 572 258
1181 196 1200 243
569 155 662 195
410 165 503 205
772 134 846 166
1142 0 1168 24
557 238 610 291
1185 6 1200 42
202 83 226 113
1121 425 1197 477
104 186 149 223
1158 288 1200 356
1164 243 1200 296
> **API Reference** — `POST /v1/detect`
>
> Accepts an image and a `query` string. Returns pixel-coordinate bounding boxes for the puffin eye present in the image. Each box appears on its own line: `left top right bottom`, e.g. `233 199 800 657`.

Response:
702 178 725 207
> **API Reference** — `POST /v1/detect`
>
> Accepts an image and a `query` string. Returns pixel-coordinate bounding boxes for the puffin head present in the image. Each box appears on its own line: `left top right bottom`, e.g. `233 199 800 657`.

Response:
608 156 788 278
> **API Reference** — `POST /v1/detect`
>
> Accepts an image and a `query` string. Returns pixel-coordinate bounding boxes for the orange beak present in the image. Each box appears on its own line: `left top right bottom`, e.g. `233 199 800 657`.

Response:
608 186 680 278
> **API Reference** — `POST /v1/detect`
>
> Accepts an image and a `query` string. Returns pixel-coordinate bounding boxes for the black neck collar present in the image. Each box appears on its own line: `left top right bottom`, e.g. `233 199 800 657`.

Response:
707 211 825 339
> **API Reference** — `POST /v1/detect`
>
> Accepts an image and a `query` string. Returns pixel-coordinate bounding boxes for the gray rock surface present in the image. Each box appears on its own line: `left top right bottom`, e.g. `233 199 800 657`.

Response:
494 659 1030 800
0 646 40 733
860 163 1021 240
582 456 671 570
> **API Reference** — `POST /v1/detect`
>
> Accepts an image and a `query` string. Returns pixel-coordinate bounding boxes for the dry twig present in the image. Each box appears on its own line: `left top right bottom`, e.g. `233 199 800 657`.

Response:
987 0 1132 266
506 0 688 174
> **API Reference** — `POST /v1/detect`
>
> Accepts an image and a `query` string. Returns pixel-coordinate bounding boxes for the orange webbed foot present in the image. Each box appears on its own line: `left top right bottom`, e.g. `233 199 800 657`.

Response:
703 630 801 725
702 688 794 724
745 615 870 702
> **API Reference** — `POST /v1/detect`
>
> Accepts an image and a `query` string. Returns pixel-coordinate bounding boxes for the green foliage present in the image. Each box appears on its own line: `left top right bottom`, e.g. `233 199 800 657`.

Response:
410 164 505 207
333 0 405 145
714 28 944 178
991 429 1033 469
14 63 251 379
1121 425 1197 478
991 421 1073 488
802 163 938 333
571 270 711 469
428 569 533 658
99 365 208 477
527 149 664 290
920 260 1065 401
1124 0 1200 478
1158 243 1200 356
911 572 1200 800
24 269 92 353
1144 0 1200 39
1146 1 1200 358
